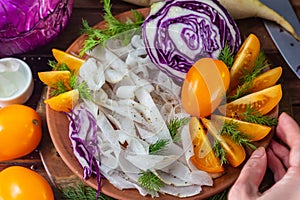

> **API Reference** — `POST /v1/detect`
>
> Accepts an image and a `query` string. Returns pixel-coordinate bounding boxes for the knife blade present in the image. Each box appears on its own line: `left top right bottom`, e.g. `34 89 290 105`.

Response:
260 0 300 79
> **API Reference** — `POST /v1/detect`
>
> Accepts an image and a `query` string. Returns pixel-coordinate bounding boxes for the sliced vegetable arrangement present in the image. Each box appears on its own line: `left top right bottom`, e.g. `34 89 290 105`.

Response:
41 0 283 198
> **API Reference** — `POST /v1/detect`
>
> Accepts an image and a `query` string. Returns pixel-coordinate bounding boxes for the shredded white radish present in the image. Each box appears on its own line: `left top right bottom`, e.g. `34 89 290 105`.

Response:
72 33 213 198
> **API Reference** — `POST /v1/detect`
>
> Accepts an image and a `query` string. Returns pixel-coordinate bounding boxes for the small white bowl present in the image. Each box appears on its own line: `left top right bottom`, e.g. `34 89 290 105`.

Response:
0 58 34 107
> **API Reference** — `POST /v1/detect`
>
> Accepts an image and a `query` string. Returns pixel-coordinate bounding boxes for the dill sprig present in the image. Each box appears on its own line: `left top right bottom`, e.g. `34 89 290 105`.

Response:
138 170 163 195
48 60 70 71
80 0 144 55
212 140 227 166
221 121 256 150
47 61 92 100
218 44 234 69
227 51 270 101
61 183 114 200
167 117 190 142
242 105 278 126
241 51 269 84
149 139 169 154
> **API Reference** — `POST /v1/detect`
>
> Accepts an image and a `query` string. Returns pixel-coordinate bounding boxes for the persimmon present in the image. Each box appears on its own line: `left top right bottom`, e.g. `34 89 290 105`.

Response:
189 117 224 173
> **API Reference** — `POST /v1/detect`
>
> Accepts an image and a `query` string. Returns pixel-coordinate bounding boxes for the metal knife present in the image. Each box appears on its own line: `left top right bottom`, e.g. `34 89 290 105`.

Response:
260 0 300 79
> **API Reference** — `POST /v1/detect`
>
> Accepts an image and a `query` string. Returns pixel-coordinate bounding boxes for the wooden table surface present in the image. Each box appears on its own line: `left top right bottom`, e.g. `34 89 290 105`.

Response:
0 0 299 199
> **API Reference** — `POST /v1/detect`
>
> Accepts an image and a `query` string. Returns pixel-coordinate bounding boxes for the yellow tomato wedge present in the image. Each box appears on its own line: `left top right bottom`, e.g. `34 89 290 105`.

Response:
230 34 260 89
189 117 224 173
38 70 71 90
181 58 230 118
246 66 282 93
219 84 282 117
45 89 79 112
52 48 85 73
212 115 272 141
201 118 246 167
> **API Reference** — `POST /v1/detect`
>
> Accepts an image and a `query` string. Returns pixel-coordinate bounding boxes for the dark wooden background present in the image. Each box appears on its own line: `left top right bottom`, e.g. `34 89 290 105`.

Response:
0 0 299 199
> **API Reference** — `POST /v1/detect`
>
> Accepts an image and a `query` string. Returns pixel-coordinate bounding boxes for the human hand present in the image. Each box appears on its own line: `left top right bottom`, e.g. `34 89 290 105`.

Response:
228 112 300 200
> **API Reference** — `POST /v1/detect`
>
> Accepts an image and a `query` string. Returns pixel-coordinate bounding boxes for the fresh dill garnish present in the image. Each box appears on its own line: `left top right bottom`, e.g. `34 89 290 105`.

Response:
50 80 69 96
212 140 227 166
48 60 70 71
221 121 256 150
218 44 234 69
61 183 114 200
138 170 163 195
80 0 145 55
149 139 169 154
242 105 278 126
241 51 269 84
227 51 270 101
167 117 190 142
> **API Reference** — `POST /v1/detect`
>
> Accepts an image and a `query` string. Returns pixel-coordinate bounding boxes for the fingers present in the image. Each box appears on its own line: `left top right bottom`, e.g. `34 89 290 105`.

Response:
276 112 300 167
269 139 290 168
228 147 267 199
267 147 286 182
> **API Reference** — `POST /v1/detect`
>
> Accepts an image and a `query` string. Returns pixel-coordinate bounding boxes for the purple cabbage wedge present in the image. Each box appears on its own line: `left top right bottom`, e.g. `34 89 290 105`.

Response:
142 0 241 82
0 0 74 57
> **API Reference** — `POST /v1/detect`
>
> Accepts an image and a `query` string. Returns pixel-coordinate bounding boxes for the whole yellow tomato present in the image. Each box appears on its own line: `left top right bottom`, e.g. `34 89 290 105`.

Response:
0 104 42 161
0 166 54 200
181 58 230 118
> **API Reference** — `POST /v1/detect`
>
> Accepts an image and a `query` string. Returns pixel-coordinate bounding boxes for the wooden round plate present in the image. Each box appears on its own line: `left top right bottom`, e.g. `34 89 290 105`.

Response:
46 8 276 200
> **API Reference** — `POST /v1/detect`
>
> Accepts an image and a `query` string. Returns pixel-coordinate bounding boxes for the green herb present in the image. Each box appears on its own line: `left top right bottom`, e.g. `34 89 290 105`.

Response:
218 44 234 68
48 60 70 71
241 51 269 84
221 121 256 150
212 140 227 166
80 0 144 55
242 105 278 126
50 80 69 96
167 117 190 142
149 139 169 154
61 183 114 200
227 51 269 101
138 170 163 195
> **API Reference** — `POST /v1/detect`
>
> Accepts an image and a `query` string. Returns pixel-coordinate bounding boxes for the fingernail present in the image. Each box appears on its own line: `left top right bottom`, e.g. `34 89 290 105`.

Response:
251 147 265 158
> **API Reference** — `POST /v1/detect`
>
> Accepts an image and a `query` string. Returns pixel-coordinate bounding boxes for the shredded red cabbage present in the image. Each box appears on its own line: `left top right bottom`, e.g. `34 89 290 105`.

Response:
66 106 102 197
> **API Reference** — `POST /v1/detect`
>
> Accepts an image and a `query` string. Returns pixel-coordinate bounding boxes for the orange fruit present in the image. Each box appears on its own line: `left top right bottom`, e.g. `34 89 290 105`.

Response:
246 66 282 93
230 34 261 89
189 117 224 173
45 89 79 112
52 49 85 73
38 70 71 90
212 115 272 141
181 58 230 118
201 118 246 167
219 84 282 117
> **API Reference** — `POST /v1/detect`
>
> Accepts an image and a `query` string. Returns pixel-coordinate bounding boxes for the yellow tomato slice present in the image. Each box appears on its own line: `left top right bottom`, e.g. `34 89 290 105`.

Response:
181 58 230 118
219 84 282 117
189 117 224 173
52 48 85 73
45 89 79 112
230 34 260 89
212 115 272 141
38 70 71 90
247 66 282 93
201 118 246 168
